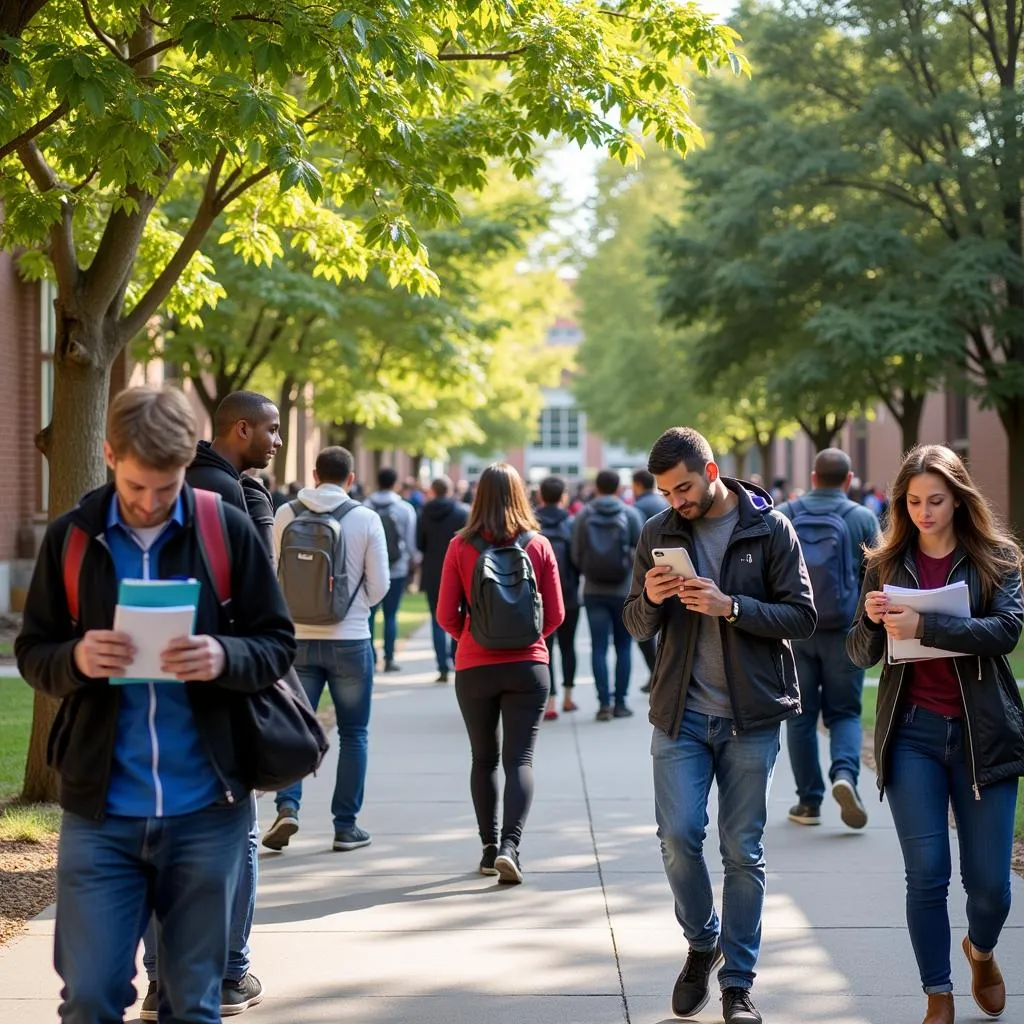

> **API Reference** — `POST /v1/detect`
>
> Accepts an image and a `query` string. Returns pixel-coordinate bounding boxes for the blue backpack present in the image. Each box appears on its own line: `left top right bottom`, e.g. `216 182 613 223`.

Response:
789 499 859 631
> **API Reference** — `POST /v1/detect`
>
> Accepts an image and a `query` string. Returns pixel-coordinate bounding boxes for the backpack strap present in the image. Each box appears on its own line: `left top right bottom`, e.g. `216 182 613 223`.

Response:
61 524 89 628
192 489 233 619
515 531 536 549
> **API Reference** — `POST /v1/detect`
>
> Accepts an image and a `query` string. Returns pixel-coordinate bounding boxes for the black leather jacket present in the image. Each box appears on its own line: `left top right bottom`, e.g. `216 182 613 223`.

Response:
624 479 816 737
846 547 1024 796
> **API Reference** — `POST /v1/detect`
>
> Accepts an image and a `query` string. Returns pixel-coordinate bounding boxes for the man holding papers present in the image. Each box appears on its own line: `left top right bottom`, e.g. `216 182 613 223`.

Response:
847 444 1024 1024
15 386 295 1024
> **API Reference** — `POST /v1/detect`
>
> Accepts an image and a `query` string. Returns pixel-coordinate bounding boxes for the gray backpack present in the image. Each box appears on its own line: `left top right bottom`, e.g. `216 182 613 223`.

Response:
277 500 364 625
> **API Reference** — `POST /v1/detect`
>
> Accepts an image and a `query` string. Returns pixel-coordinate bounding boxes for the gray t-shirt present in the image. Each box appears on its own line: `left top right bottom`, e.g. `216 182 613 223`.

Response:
686 504 740 719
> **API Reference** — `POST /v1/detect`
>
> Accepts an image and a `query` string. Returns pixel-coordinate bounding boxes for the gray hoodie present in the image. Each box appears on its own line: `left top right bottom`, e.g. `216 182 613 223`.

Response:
571 495 644 598
364 490 420 579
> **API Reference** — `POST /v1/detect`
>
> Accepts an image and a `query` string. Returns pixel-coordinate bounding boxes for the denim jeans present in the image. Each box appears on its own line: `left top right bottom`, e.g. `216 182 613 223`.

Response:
885 704 1018 994
276 638 374 832
584 594 632 708
785 628 865 805
55 801 249 1024
652 709 781 991
143 794 257 983
369 575 407 662
426 591 456 673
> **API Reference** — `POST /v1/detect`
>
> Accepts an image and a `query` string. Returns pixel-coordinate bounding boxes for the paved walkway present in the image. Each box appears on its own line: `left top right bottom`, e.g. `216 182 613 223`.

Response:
1 619 1023 1024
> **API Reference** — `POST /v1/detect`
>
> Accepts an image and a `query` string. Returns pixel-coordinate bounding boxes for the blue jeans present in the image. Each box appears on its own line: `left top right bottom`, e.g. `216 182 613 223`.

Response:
786 628 864 804
143 794 257 983
652 709 781 991
584 594 632 708
426 591 456 672
276 639 374 832
369 575 407 662
885 705 1018 994
55 802 249 1024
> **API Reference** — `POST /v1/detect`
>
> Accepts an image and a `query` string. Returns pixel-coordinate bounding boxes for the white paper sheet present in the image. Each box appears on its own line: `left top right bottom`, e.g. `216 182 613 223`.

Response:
883 581 971 663
111 604 196 683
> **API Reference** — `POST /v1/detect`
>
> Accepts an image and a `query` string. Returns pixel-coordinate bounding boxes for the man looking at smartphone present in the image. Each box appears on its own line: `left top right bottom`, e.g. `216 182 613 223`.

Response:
624 427 815 1024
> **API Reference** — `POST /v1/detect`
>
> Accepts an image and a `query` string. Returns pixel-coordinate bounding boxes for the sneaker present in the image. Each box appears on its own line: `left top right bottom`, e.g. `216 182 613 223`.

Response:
436 670 449 683
722 986 762 1024
261 805 299 850
333 825 372 851
494 840 523 884
139 980 158 1022
962 934 1006 1017
613 704 634 718
596 706 613 722
384 660 401 672
543 708 559 721
831 773 868 829
479 843 499 876
787 801 821 826
221 972 264 1016
671 941 724 1017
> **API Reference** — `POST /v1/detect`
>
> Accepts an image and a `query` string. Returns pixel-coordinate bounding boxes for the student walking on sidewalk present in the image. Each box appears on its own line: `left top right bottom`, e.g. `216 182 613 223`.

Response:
436 463 564 885
847 444 1024 1024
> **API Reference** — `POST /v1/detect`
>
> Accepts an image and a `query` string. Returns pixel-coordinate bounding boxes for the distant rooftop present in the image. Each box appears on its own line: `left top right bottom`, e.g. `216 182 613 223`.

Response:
547 319 582 347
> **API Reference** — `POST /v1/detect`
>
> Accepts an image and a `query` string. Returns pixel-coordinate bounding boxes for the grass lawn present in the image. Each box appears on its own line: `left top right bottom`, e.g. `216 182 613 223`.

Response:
0 679 33 801
371 588 430 645
0 640 12 658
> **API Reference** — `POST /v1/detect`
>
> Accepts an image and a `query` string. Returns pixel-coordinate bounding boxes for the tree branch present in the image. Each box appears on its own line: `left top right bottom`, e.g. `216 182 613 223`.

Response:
216 165 274 211
0 102 69 162
820 176 955 236
81 0 126 62
438 46 529 62
16 140 78 294
127 36 181 66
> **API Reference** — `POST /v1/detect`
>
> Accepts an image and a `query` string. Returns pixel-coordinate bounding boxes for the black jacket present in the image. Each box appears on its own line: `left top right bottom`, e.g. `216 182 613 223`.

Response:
535 505 580 609
416 496 469 598
846 548 1024 796
623 478 816 737
14 483 296 819
187 441 275 562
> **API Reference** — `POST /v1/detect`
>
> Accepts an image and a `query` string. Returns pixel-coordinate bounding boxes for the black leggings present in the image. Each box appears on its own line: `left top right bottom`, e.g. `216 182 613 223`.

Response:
544 605 580 695
455 661 549 849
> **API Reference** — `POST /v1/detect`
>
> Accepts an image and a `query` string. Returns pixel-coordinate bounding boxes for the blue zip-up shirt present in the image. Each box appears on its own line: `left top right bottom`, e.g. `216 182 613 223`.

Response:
104 494 223 818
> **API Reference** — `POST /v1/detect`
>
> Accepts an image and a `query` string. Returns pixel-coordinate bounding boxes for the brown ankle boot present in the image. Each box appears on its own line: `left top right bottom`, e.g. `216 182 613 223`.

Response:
962 935 1005 1017
922 993 954 1024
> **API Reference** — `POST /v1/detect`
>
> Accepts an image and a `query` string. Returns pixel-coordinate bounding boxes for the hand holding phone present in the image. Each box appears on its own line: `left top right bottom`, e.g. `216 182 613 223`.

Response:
652 547 697 581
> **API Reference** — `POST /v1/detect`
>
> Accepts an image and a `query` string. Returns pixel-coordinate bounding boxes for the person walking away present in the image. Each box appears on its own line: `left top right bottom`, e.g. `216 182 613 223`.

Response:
263 446 390 854
366 467 419 671
572 470 643 720
535 476 582 717
139 389 284 1018
15 386 295 1024
847 445 1024 1024
436 463 564 884
417 476 470 682
776 447 880 829
632 469 670 694
624 427 815 1024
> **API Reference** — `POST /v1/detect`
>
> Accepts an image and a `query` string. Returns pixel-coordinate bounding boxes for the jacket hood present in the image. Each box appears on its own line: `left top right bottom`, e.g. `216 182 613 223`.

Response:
733 478 773 512
71 483 198 536
368 490 402 507
422 497 458 522
659 477 774 536
297 483 350 514
590 495 626 513
191 440 240 479
536 505 570 526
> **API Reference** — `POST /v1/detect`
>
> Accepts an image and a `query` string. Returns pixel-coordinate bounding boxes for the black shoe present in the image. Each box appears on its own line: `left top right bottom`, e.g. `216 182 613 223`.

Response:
613 704 634 718
221 972 264 1016
787 801 821 826
640 679 652 694
831 772 868 829
494 840 523 884
261 804 299 850
671 941 724 1017
479 843 499 876
436 670 449 683
139 980 158 1022
333 825 372 851
596 706 613 722
384 660 401 672
722 986 762 1024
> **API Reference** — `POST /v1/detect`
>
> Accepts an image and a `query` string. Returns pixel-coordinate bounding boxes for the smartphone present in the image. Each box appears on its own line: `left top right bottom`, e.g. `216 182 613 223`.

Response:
652 547 697 580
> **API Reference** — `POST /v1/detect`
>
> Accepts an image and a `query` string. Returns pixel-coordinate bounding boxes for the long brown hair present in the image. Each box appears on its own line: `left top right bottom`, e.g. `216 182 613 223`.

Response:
460 463 538 543
864 444 1022 603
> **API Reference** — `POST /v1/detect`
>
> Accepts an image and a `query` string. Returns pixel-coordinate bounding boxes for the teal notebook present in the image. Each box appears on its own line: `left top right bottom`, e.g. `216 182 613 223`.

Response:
111 579 201 685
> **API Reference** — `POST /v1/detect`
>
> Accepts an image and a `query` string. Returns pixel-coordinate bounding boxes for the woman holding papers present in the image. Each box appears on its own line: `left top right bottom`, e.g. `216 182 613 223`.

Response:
847 444 1024 1024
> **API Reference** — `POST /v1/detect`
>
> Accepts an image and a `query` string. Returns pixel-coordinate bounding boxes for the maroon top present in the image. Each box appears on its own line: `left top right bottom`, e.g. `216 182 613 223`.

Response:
906 548 962 718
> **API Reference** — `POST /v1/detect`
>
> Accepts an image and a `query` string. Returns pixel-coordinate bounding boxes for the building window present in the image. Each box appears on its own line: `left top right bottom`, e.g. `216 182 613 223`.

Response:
535 408 580 449
39 281 56 514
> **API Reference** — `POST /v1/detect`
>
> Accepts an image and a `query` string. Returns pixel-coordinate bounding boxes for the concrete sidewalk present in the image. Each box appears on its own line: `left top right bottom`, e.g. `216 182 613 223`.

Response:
1 620 1022 1024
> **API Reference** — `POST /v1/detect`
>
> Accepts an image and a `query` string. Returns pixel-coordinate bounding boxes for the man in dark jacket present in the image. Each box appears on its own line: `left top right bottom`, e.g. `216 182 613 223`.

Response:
416 476 469 682
623 427 815 1024
15 386 295 1024
138 389 282 1017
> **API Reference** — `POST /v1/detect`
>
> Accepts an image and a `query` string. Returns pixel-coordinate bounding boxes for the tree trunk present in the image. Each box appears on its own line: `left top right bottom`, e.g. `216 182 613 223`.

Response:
23 313 115 802
897 392 924 452
329 420 363 452
273 375 298 486
731 444 749 480
801 415 842 453
998 401 1024 539
755 432 776 484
